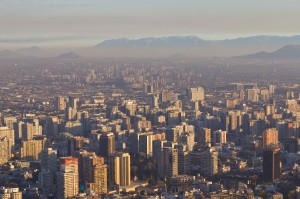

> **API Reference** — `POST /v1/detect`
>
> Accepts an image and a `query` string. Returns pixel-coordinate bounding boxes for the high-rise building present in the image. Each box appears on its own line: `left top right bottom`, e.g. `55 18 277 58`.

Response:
246 89 258 102
159 147 178 178
263 147 281 182
188 87 205 102
99 133 115 158
109 152 131 188
269 85 275 94
39 148 58 196
0 137 11 165
197 128 211 148
151 94 159 108
82 154 105 183
88 164 107 194
21 123 34 140
199 147 218 177
212 130 227 145
20 138 47 161
3 117 17 129
139 133 153 158
57 96 67 111
57 157 79 199
263 128 278 148
0 127 15 146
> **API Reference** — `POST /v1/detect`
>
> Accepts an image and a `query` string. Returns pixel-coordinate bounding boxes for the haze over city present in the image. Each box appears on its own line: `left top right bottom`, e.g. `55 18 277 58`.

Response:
2 1 300 199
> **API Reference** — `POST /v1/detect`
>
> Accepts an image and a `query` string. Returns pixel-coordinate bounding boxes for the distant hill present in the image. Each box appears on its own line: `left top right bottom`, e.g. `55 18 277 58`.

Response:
91 35 300 57
57 52 80 59
16 46 44 57
234 45 300 60
95 35 300 48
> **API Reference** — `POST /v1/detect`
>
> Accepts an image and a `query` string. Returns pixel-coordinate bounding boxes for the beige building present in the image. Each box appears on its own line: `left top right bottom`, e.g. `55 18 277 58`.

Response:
109 152 131 188
89 164 107 194
20 138 47 161
0 137 11 165
0 187 22 199
57 157 79 199
197 128 211 147
263 128 279 148
200 147 218 177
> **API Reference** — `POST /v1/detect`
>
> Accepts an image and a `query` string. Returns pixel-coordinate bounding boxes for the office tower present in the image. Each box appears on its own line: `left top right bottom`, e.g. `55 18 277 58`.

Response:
109 152 131 188
57 96 67 111
212 130 227 145
197 128 211 147
20 138 47 161
263 104 275 116
21 123 34 140
188 87 205 101
139 133 153 157
159 147 178 178
57 157 79 199
151 94 159 108
0 187 22 199
88 164 108 194
203 116 221 132
199 147 218 177
0 137 11 165
263 147 281 182
99 133 115 158
263 128 278 148
39 148 58 196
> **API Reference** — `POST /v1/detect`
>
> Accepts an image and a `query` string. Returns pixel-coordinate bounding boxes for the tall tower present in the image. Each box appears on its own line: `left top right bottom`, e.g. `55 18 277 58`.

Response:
197 128 211 148
263 128 278 148
263 147 281 182
56 157 79 199
109 152 131 188
159 147 178 178
39 148 58 196
57 96 67 111
99 133 115 158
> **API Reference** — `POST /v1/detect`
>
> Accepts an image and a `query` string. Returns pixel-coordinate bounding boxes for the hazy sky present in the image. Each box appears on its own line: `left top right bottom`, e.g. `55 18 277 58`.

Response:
1 0 300 48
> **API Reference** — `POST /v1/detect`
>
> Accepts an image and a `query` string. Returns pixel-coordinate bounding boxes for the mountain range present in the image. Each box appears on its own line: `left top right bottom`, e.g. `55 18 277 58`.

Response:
2 35 300 58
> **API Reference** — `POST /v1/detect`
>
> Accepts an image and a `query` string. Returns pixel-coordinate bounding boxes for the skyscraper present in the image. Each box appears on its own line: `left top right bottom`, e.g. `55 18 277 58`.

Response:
57 157 79 199
188 87 205 102
263 128 278 148
99 133 115 158
263 147 281 182
109 152 131 188
159 147 178 178
57 96 67 111
197 128 211 148
39 148 58 196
